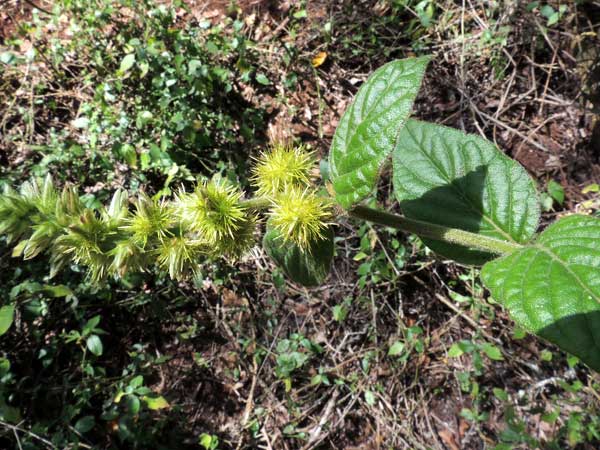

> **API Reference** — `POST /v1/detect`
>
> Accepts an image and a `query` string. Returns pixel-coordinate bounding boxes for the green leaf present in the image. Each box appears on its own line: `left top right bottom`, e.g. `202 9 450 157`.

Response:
493 387 509 401
129 375 144 388
135 387 152 395
293 9 307 19
255 73 270 85
42 284 74 298
199 433 219 450
393 120 540 265
125 395 141 415
143 395 169 410
0 52 16 65
447 343 465 358
540 5 555 17
0 395 21 423
120 53 136 72
332 303 348 322
547 12 560 26
117 143 137 167
74 416 95 434
540 192 554 212
388 341 405 356
263 224 334 287
0 305 15 336
481 215 600 371
364 390 376 406
86 334 103 356
481 343 503 361
72 117 89 129
547 180 565 205
540 349 553 362
83 315 101 335
187 59 203 76
329 56 430 209
136 110 154 128
0 358 10 377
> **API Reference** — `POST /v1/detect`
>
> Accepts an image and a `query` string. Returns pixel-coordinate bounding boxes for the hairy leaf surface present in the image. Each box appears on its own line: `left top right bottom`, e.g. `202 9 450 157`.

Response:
329 56 430 209
263 224 334 287
393 120 540 265
481 215 600 370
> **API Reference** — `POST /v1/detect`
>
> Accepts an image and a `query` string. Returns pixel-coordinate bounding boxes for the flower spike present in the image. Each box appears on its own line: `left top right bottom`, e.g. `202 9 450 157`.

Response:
252 142 316 197
175 177 246 244
124 193 173 247
269 185 332 250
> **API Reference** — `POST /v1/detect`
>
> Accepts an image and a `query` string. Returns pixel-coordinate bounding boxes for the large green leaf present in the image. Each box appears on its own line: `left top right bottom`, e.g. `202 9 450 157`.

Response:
481 215 600 370
0 305 15 336
263 224 334 287
329 56 430 209
393 120 540 265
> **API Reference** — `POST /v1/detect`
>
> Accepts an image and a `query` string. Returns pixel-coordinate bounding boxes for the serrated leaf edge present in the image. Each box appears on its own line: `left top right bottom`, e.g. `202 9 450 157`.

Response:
393 120 541 245
330 56 431 209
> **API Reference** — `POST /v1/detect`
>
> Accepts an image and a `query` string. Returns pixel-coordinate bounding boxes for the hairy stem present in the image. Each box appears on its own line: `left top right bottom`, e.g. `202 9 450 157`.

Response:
349 205 522 256
240 196 272 210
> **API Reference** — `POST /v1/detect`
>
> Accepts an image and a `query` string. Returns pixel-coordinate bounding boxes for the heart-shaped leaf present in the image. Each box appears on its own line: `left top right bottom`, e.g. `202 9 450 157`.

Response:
393 120 540 265
329 56 430 209
481 215 600 371
263 224 334 287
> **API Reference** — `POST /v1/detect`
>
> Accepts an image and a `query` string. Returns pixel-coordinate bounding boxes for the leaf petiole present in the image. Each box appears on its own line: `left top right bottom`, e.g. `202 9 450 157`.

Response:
349 205 523 257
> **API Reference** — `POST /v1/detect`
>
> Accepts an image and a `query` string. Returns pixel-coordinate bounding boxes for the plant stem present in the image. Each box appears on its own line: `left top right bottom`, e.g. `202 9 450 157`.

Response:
349 205 522 256
240 196 272 210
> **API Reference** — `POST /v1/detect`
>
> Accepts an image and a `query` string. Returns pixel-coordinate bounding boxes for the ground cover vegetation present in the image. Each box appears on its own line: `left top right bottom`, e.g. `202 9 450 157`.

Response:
1 0 600 449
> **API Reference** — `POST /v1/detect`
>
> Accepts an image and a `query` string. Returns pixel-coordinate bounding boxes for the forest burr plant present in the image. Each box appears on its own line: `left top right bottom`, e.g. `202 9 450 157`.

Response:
1 56 599 372
0 148 331 283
